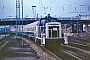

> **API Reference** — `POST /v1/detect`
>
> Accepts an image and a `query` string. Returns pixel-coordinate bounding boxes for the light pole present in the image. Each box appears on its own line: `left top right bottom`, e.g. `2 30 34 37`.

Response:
2 6 6 37
25 15 28 24
21 0 24 47
32 6 36 18
76 14 81 34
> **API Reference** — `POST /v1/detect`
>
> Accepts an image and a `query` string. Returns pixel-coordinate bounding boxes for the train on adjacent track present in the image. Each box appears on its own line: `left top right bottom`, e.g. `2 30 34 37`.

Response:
11 14 68 46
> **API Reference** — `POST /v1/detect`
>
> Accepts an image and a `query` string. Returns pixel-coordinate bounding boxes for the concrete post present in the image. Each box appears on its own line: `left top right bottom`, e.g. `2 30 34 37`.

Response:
64 33 68 44
72 24 75 33
80 24 83 32
85 24 88 32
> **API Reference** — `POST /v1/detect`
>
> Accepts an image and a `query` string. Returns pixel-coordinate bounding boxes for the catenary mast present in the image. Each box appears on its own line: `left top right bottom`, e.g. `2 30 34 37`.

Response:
16 0 20 37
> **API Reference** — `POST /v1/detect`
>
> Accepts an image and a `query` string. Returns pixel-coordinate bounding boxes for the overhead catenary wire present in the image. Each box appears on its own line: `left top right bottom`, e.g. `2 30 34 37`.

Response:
38 0 90 16
38 0 57 15
63 0 90 15
65 0 90 7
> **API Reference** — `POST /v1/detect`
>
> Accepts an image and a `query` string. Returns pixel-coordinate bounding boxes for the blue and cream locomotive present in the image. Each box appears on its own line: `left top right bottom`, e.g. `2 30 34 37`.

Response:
11 14 68 46
35 14 64 46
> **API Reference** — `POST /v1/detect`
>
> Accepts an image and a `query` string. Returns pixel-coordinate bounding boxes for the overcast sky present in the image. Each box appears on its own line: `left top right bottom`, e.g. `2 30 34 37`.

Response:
0 0 90 18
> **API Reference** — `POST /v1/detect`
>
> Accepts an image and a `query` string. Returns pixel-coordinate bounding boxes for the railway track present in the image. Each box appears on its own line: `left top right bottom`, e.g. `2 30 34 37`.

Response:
60 44 90 60
22 35 78 60
21 36 61 60
69 36 90 44
45 36 90 60
68 36 90 51
60 36 90 60
0 35 40 60
45 45 78 60
0 34 13 50
23 35 90 60
0 34 61 60
18 35 90 60
69 42 90 51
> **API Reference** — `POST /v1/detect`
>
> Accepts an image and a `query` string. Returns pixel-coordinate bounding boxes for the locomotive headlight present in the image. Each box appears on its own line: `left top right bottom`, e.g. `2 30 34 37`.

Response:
53 28 57 31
